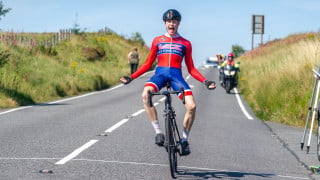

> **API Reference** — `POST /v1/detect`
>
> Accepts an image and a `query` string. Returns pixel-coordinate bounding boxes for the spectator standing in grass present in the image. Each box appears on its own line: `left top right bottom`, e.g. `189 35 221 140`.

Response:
127 47 141 74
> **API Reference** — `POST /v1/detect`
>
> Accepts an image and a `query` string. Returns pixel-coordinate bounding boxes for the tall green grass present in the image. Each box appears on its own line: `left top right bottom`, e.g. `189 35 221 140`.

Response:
0 33 150 108
238 33 320 127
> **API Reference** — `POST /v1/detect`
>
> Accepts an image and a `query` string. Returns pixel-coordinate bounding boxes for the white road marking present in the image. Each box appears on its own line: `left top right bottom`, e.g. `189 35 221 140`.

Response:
186 75 191 80
50 84 125 104
0 84 124 115
0 157 60 160
131 109 145 117
234 88 254 120
0 106 32 115
104 119 129 133
49 92 97 104
68 158 307 180
55 140 98 165
0 70 157 116
0 157 309 179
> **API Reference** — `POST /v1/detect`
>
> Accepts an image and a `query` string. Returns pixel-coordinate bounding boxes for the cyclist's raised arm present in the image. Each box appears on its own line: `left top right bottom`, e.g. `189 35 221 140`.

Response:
184 40 206 83
184 41 216 90
120 39 157 85
130 39 158 80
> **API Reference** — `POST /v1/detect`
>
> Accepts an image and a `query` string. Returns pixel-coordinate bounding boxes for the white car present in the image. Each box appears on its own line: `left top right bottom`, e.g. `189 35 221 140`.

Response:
204 57 219 68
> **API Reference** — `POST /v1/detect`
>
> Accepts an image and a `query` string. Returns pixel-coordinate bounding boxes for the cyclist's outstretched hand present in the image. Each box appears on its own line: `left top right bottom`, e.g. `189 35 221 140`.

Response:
204 80 216 90
120 76 133 85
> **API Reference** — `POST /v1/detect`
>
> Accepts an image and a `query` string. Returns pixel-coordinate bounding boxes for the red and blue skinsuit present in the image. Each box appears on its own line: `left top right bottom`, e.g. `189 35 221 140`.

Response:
131 33 206 98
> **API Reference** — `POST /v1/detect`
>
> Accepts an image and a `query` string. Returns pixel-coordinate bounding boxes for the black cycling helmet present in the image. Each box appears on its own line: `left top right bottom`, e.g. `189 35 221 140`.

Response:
163 9 181 22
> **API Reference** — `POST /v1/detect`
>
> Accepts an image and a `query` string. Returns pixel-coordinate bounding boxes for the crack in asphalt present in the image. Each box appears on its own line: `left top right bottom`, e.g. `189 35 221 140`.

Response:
262 121 316 180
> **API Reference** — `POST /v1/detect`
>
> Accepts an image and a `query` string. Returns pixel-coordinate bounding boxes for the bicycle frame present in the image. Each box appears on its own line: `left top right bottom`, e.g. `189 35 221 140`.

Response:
147 83 185 178
163 89 182 148
148 85 184 145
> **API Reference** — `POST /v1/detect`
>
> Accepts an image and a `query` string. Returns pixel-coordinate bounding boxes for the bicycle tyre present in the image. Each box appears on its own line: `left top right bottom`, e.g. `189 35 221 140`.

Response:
317 109 320 161
171 115 178 174
166 113 177 178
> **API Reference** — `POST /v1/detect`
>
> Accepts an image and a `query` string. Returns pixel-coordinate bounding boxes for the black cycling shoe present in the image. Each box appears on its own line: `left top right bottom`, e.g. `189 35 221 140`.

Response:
155 133 165 146
180 139 191 156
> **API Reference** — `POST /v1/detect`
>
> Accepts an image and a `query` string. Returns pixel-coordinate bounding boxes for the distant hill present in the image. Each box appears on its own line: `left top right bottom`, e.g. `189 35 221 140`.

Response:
0 31 150 108
238 32 320 127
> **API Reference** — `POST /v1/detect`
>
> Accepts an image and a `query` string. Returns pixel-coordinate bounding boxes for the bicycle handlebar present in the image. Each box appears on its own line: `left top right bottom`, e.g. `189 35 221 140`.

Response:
147 88 185 107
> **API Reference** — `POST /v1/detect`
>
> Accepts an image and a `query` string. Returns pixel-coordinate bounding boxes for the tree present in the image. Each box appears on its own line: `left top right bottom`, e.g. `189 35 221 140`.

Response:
0 1 11 21
231 44 246 58
71 12 81 34
131 32 145 45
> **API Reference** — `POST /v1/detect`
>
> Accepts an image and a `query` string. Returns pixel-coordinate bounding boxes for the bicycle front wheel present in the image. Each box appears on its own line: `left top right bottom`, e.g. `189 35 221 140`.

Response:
166 114 177 178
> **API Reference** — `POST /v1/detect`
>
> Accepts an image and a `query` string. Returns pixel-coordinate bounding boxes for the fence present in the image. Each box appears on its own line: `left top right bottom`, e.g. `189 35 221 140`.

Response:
0 27 123 49
0 29 73 48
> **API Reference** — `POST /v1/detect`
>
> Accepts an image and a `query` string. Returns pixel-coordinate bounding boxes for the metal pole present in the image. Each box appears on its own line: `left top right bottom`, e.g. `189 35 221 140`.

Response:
252 33 254 50
307 79 320 153
301 64 320 150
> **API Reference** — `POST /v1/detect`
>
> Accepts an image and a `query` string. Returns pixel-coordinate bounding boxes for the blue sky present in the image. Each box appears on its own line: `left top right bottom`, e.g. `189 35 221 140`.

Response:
1 0 319 67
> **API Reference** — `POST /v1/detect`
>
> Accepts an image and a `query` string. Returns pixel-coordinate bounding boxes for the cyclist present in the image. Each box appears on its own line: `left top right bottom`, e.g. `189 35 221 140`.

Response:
120 9 216 156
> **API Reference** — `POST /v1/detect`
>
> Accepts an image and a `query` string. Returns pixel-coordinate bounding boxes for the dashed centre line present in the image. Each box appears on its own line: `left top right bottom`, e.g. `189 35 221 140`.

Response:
7 69 254 167
55 140 98 165
104 118 129 133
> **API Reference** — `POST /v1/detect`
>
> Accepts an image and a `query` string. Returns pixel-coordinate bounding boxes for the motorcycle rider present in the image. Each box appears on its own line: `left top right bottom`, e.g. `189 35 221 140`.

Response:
216 53 224 66
219 53 240 86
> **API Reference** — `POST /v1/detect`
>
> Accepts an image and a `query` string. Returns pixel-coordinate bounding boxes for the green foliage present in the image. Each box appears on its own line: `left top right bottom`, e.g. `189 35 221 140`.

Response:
71 23 81 35
0 1 11 21
131 32 145 46
71 13 87 35
238 32 320 127
0 49 9 67
0 32 150 108
82 46 105 61
36 45 58 56
232 44 246 58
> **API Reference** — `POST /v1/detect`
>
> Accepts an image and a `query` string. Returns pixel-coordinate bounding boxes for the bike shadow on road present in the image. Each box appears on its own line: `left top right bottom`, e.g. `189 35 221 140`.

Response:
176 169 275 179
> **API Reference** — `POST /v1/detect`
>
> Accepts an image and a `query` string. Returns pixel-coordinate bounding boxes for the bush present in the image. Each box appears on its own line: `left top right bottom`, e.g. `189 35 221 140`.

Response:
82 46 105 61
231 44 246 58
36 45 58 56
0 49 10 67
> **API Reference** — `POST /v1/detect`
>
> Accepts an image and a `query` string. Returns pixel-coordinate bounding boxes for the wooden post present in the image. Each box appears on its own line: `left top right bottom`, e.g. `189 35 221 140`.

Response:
58 29 61 42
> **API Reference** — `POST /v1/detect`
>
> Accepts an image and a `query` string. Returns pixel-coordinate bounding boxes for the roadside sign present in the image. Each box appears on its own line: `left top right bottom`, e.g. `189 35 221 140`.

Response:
252 15 264 34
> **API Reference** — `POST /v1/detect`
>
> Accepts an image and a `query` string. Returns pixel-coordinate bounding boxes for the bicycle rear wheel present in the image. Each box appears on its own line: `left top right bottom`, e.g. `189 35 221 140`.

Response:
166 114 177 178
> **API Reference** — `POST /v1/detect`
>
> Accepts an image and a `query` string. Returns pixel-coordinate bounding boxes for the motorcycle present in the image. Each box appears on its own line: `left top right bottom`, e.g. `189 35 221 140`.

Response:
221 63 239 93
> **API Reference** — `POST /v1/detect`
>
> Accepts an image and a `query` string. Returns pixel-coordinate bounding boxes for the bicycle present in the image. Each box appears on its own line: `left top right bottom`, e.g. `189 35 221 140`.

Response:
311 69 320 161
317 102 320 161
147 83 185 178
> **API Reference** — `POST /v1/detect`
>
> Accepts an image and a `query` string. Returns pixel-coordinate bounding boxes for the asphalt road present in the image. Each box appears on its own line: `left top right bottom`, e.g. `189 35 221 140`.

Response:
0 67 319 179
